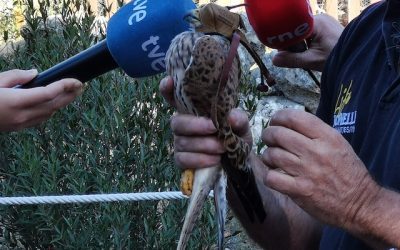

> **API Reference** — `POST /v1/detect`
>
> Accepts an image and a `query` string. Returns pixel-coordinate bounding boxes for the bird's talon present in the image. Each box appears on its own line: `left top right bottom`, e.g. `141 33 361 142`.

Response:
180 169 195 196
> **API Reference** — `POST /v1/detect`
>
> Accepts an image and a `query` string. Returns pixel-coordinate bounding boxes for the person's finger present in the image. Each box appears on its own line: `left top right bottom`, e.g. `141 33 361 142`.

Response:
174 135 225 154
264 169 298 196
227 108 252 146
262 125 313 157
11 114 50 131
16 78 82 108
159 76 176 108
43 82 82 110
171 114 217 136
0 69 38 88
228 108 250 137
174 152 221 169
269 109 332 139
10 80 82 127
272 50 314 69
261 146 301 176
272 47 327 72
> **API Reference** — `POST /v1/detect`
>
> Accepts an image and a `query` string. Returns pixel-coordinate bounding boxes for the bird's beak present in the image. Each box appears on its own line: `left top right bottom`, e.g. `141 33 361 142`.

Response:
183 9 202 29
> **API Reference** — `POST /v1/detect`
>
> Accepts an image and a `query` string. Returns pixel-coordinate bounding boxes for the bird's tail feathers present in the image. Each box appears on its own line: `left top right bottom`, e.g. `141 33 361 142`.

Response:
222 155 266 223
177 166 221 250
213 171 227 250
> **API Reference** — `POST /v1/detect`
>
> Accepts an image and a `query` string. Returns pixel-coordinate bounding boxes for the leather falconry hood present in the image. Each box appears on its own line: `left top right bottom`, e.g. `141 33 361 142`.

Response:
187 3 277 92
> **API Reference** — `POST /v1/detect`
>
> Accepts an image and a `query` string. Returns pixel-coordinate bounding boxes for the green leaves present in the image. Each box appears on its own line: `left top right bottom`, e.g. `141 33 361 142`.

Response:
0 1 217 248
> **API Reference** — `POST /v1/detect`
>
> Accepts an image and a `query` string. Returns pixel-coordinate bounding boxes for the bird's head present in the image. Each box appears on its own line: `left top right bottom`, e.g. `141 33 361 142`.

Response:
183 3 246 38
183 8 202 29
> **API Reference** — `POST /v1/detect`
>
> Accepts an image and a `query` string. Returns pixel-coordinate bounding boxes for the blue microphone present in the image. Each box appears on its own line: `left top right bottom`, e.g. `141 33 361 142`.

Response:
20 0 195 89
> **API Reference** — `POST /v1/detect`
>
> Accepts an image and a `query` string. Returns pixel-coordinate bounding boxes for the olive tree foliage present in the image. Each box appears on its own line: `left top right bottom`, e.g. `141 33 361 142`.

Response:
0 0 216 248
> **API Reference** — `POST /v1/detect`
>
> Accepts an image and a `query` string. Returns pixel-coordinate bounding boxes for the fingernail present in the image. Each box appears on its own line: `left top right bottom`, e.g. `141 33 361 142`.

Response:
160 77 167 89
230 109 240 119
204 119 217 132
27 69 38 75
65 79 83 93
74 80 82 88
74 81 84 94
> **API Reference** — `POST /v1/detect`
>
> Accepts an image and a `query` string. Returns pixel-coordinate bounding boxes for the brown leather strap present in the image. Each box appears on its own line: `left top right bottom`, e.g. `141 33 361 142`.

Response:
211 31 241 128
235 30 276 92
218 31 241 92
194 3 276 92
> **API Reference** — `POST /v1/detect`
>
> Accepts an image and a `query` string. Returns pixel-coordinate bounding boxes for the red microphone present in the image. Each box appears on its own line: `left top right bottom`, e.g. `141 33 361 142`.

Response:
244 0 320 86
245 0 314 52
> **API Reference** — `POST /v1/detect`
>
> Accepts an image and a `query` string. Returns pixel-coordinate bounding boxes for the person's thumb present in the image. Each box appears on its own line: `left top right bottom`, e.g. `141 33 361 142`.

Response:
272 50 313 69
228 108 252 146
159 76 176 108
0 69 38 88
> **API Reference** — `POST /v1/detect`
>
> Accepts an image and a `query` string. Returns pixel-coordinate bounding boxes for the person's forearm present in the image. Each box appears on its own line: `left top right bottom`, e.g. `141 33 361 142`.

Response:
227 153 322 249
345 179 400 248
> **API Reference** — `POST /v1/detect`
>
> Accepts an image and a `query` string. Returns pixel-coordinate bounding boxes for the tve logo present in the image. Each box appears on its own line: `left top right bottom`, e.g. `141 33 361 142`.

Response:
128 0 147 25
141 36 165 71
106 0 195 77
127 0 166 71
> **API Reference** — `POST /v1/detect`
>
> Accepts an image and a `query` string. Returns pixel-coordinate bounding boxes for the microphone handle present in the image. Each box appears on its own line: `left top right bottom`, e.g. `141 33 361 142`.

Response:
19 39 119 89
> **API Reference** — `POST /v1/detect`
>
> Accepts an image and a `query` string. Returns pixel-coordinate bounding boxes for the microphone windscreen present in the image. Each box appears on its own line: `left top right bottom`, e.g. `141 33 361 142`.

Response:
107 0 196 78
244 0 314 49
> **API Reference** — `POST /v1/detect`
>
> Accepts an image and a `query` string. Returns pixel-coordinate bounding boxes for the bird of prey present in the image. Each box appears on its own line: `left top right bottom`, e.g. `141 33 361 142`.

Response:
165 4 268 249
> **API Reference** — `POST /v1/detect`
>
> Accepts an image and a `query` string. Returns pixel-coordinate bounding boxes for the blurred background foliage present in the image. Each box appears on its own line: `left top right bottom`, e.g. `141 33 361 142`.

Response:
0 0 220 248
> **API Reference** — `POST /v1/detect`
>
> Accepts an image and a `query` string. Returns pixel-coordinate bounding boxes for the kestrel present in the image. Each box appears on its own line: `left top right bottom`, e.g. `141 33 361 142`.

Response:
165 4 267 249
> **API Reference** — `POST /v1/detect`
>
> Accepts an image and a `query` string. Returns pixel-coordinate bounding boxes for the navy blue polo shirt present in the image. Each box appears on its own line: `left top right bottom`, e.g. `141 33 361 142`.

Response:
317 0 400 249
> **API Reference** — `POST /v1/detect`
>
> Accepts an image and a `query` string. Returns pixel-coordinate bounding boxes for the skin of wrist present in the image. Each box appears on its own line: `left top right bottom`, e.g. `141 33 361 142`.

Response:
342 174 400 248
342 172 381 233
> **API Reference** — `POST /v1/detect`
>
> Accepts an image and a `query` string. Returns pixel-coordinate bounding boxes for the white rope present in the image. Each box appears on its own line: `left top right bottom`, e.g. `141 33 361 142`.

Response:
0 191 191 205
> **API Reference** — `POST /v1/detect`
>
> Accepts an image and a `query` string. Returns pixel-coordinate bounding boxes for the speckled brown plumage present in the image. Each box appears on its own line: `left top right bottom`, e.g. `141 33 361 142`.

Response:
166 30 265 250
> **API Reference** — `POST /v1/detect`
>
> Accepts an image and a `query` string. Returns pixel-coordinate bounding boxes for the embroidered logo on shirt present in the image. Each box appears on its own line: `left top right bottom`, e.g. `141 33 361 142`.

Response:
333 81 357 134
